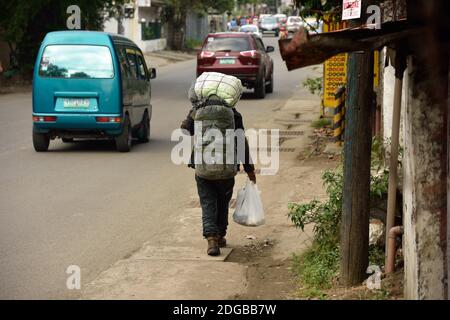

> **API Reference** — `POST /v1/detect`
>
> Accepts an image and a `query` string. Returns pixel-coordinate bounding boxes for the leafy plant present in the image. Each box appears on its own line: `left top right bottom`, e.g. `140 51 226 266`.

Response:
302 77 323 96
311 118 331 128
292 243 340 290
185 38 203 50
289 168 343 246
289 149 391 293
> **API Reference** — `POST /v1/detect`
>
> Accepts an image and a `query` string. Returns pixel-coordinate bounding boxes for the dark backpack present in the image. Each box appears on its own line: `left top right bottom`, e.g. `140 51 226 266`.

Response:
193 98 237 180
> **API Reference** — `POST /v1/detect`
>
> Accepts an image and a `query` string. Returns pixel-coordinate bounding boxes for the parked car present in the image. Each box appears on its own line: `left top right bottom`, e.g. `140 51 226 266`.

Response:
259 16 280 37
197 32 275 99
287 16 302 33
259 14 272 20
239 24 262 38
32 31 156 152
274 13 287 26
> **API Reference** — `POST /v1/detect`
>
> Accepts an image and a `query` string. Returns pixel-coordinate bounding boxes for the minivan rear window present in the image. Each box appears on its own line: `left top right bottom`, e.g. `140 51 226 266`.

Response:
39 45 114 79
204 37 251 52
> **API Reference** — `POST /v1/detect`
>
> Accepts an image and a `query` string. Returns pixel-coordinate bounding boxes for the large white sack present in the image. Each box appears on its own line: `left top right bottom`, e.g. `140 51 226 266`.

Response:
192 72 243 107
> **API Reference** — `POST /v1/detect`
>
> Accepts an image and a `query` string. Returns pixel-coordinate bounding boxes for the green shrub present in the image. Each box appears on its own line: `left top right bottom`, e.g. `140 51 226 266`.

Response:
302 77 323 96
311 118 332 128
185 38 203 50
288 154 390 293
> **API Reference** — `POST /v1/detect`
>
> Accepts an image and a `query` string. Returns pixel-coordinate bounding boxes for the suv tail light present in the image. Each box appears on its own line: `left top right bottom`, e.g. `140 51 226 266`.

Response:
240 50 257 58
198 51 216 66
200 51 215 58
239 50 260 65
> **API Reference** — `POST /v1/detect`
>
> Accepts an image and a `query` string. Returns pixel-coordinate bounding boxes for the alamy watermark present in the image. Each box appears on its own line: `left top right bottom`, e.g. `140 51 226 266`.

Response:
171 123 280 175
366 5 381 30
366 265 382 290
66 265 81 290
66 5 81 30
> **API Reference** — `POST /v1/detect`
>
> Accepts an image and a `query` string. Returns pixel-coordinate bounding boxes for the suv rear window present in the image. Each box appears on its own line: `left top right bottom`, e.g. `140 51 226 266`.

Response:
262 17 277 24
203 37 251 52
39 45 114 79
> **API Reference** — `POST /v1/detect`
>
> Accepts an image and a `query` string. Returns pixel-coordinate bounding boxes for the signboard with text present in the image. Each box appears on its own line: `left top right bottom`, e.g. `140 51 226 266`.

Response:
342 0 361 20
323 18 348 108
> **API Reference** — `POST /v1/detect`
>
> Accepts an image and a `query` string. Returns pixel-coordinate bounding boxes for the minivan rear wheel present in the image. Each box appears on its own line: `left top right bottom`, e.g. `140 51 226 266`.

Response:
137 111 150 143
115 116 132 152
33 128 50 152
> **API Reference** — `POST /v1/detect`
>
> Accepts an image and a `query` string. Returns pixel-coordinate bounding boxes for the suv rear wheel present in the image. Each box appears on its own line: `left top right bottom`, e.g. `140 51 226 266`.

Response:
266 70 274 94
254 70 266 99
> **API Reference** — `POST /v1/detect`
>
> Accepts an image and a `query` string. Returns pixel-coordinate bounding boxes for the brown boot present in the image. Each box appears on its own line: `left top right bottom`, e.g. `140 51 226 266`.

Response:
218 236 226 248
206 236 220 256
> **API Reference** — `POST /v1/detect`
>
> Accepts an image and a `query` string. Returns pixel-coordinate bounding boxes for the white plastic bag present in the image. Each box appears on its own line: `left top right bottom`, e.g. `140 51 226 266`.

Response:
233 179 265 227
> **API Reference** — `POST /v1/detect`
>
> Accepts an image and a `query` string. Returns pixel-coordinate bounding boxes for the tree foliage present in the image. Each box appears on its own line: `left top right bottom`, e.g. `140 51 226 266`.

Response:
161 0 234 50
293 0 342 19
0 0 125 74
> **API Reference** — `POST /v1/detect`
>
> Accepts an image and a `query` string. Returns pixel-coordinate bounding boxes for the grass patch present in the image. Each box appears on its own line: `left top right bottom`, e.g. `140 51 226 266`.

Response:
288 144 392 299
311 118 331 129
185 38 203 50
292 244 339 291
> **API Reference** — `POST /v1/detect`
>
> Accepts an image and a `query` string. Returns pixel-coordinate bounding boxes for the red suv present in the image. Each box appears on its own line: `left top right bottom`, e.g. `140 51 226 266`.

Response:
197 33 275 99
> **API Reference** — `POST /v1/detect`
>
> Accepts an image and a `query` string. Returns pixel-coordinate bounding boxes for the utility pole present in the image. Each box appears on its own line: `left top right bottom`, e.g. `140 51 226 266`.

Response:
339 0 375 286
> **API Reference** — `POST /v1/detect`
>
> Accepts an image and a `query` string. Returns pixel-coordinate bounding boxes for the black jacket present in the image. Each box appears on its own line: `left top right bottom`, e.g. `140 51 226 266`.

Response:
181 104 255 174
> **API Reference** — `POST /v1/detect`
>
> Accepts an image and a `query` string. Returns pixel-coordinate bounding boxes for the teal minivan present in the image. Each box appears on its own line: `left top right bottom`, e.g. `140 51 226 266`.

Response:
32 31 155 152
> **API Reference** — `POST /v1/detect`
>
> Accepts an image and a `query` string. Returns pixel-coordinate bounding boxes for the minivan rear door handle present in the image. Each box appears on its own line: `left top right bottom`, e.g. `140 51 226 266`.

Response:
54 92 99 98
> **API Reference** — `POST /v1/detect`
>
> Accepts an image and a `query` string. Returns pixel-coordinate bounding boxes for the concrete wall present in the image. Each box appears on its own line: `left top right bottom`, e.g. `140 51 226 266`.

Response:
103 3 167 53
403 54 448 299
186 12 209 42
448 59 450 300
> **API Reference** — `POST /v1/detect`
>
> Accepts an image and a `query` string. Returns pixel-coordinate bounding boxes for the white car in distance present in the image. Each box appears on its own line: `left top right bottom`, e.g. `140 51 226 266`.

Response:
239 24 263 38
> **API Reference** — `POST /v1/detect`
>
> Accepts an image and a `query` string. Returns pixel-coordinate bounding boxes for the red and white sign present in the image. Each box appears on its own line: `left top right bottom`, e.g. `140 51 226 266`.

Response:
342 0 361 20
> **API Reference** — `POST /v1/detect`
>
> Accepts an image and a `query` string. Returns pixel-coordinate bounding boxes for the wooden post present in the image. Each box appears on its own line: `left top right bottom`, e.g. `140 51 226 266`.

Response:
340 49 374 286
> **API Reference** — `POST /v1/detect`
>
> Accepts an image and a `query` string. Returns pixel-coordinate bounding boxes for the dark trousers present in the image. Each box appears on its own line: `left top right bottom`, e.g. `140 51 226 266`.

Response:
195 175 235 238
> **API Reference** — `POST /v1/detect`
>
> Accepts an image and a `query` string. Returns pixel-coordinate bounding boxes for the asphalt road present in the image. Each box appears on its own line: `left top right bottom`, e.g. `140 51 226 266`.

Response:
0 37 310 299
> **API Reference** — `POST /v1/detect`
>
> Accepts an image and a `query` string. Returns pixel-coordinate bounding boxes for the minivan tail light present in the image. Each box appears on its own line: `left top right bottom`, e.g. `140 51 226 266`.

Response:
200 51 215 59
96 117 122 123
33 116 57 122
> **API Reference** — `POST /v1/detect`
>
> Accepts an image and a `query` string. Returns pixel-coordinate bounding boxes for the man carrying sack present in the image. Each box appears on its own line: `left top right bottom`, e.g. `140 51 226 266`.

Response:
181 72 256 256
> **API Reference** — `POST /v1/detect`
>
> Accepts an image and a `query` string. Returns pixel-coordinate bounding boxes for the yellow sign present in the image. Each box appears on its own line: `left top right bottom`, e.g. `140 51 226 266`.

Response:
373 50 380 88
322 18 380 107
323 17 348 108
323 53 348 108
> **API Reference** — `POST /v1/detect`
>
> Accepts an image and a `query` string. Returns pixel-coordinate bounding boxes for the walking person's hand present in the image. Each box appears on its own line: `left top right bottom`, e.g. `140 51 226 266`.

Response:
247 171 256 184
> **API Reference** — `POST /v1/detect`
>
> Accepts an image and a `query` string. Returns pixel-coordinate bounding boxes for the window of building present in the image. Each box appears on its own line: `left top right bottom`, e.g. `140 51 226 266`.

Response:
142 22 161 41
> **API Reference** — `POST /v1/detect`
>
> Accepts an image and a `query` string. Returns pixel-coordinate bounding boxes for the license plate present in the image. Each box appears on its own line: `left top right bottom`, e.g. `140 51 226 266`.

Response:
63 98 90 108
219 58 236 65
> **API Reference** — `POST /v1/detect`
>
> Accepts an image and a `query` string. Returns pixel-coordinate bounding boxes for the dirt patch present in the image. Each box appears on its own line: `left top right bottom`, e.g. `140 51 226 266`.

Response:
227 240 299 300
309 269 404 300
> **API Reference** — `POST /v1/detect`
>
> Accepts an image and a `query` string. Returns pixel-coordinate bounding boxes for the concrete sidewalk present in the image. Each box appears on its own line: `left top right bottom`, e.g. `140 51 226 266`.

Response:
82 74 333 300
144 50 196 69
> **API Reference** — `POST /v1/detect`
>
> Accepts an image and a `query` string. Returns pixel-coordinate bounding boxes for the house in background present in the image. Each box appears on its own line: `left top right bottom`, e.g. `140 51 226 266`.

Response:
103 0 167 52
